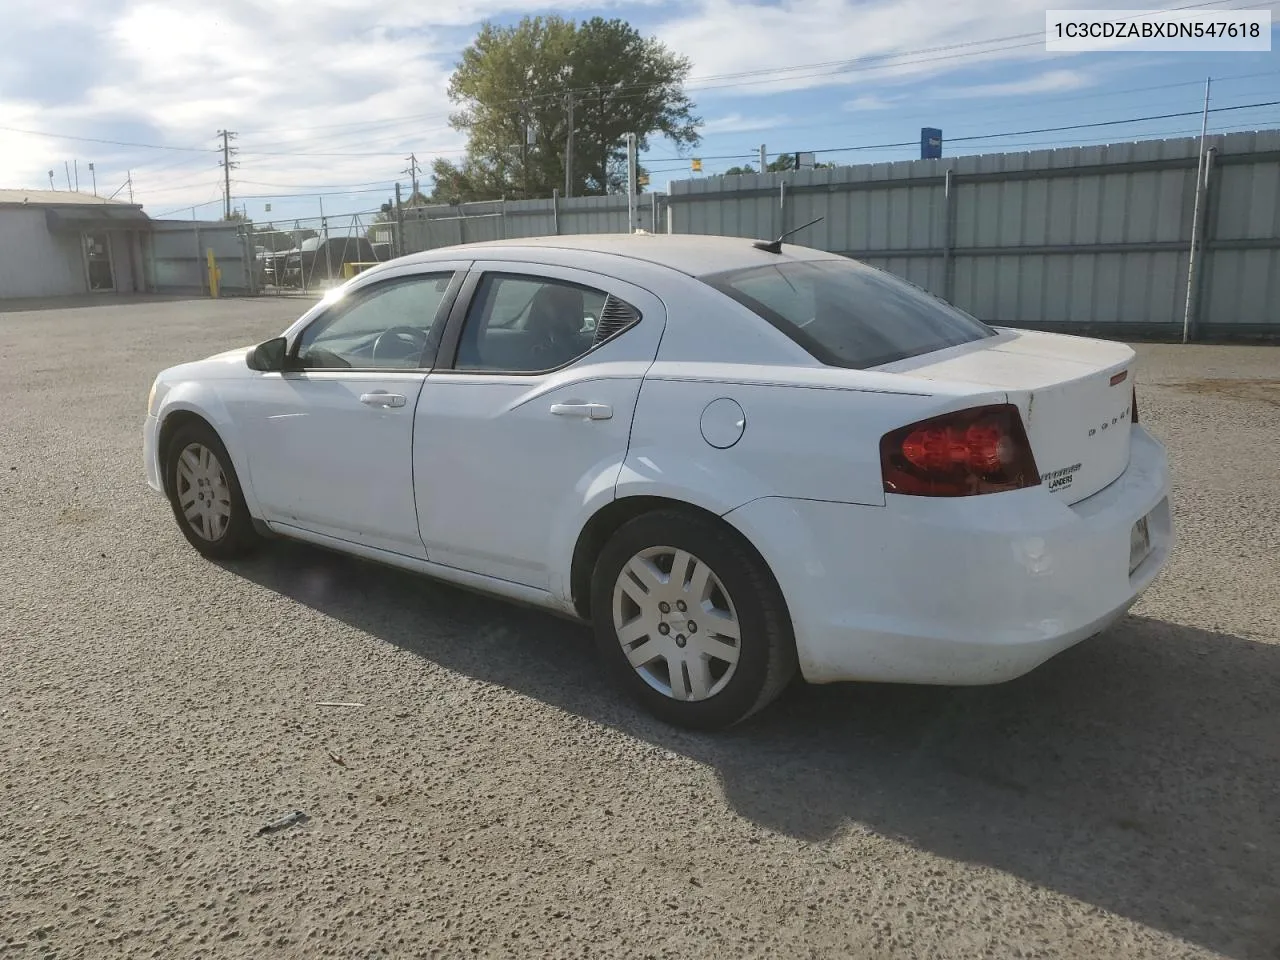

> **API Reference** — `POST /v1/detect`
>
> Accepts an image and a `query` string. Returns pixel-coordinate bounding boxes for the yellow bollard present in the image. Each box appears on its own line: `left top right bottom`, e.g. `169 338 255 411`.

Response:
206 248 220 298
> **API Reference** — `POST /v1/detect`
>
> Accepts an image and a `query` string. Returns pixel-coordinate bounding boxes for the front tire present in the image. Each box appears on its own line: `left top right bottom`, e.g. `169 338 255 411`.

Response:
163 421 260 560
591 509 797 730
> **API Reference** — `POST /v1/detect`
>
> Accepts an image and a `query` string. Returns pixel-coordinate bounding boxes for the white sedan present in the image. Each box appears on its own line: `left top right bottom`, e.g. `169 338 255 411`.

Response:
144 234 1173 728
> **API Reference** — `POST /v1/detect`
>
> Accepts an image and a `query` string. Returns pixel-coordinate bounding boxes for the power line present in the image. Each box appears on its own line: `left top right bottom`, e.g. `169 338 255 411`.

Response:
235 40 1265 161
239 144 470 159
237 37 1040 161
233 177 399 189
234 186 401 200
147 102 1280 208
233 39 1047 159
232 33 1045 145
232 0 1249 147
234 62 1280 162
688 116 1279 175
128 153 222 177
141 94 1280 205
944 98 1280 147
151 197 224 218
0 124 215 152
639 98 1280 166
238 0 1262 155
2 0 1257 166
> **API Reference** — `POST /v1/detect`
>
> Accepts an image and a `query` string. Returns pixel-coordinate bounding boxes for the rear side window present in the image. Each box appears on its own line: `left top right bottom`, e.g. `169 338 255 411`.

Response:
703 259 994 369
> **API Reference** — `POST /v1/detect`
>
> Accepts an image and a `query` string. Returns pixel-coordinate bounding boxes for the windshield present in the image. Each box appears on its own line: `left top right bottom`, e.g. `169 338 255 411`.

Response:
703 258 995 369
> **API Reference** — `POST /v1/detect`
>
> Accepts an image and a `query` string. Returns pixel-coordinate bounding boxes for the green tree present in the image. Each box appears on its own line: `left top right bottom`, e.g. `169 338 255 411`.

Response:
720 155 836 177
431 16 700 202
766 154 834 172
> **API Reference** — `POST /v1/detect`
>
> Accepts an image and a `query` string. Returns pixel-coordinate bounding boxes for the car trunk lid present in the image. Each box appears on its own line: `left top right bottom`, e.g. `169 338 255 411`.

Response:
878 328 1135 504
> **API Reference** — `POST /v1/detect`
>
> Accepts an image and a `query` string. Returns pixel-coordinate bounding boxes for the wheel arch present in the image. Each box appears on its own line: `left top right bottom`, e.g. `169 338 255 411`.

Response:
156 409 216 497
153 392 263 520
568 495 787 623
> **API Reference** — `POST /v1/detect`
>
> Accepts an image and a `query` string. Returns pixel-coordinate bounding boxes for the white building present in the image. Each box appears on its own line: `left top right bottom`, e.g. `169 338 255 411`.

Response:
0 189 151 299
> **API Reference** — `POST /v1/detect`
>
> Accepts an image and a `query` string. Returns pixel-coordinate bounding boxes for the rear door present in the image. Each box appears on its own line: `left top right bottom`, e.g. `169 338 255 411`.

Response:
413 261 665 589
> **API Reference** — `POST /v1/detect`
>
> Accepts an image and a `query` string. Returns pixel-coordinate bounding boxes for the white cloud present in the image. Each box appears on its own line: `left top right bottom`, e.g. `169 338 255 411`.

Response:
658 0 1117 96
939 68 1097 99
844 94 900 112
0 0 649 210
0 0 1136 211
701 112 793 134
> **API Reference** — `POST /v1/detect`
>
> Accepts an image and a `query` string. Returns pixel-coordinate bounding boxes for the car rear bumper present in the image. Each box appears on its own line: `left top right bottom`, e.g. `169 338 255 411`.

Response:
143 414 163 495
724 426 1174 685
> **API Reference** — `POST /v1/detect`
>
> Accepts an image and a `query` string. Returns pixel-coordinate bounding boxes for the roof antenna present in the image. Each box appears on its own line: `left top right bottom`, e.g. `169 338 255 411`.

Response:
753 216 825 254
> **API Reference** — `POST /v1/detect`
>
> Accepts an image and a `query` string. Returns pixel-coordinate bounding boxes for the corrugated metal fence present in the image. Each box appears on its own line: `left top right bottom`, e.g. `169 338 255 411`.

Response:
148 220 254 295
402 192 660 251
399 130 1280 339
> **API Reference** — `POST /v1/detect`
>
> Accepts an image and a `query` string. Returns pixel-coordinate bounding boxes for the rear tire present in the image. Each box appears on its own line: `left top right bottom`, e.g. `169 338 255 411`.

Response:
591 509 796 730
163 421 260 560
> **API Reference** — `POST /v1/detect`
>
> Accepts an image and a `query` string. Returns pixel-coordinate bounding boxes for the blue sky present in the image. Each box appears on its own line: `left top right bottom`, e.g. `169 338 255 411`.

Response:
0 0 1276 230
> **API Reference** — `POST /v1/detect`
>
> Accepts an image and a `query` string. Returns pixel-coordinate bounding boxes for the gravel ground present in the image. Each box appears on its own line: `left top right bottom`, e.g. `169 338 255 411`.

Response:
1 296 1277 960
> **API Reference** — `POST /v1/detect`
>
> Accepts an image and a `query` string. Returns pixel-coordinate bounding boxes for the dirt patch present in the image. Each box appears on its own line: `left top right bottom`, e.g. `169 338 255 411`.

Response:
1164 378 1280 406
56 506 96 525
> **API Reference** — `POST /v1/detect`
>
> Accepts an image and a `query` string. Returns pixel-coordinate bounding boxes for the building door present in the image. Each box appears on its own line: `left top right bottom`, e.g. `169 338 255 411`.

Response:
83 233 114 292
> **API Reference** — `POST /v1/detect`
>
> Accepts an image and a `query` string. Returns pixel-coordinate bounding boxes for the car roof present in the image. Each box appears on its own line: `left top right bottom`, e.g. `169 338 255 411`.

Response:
398 233 844 278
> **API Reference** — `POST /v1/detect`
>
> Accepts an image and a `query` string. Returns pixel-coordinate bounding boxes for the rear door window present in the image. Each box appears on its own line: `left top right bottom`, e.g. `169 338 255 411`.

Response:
452 273 638 373
703 259 994 369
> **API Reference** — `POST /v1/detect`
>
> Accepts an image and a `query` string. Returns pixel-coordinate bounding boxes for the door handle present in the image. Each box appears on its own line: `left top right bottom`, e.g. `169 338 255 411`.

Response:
360 392 406 408
549 402 613 420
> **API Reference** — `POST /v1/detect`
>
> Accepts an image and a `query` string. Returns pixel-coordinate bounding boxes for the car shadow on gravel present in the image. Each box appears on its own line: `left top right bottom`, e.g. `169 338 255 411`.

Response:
223 540 1279 960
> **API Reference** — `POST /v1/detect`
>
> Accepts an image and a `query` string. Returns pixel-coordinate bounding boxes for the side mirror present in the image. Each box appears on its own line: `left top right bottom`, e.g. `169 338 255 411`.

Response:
247 337 288 372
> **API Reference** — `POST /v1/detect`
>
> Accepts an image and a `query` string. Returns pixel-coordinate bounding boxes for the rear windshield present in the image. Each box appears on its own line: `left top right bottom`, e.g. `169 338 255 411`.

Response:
703 258 995 369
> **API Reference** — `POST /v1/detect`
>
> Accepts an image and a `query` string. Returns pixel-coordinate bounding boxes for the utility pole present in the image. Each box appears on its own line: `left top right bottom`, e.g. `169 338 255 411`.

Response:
395 181 405 257
404 154 421 203
320 195 333 282
218 130 239 219
564 92 575 199
64 162 71 190
89 163 97 196
127 171 134 204
1182 77 1213 344
625 133 638 233
47 170 55 190
523 111 536 201
74 160 79 192
759 144 767 173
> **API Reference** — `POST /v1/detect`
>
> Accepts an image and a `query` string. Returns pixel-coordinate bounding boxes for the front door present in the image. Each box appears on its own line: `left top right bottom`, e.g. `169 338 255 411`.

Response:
414 263 665 590
234 268 462 557
83 232 114 292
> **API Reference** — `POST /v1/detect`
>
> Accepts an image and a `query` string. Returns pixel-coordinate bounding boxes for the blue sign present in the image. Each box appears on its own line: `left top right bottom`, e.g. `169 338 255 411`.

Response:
921 127 943 160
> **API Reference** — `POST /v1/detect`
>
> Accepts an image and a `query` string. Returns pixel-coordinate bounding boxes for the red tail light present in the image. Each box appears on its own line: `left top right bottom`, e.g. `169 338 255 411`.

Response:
880 404 1040 497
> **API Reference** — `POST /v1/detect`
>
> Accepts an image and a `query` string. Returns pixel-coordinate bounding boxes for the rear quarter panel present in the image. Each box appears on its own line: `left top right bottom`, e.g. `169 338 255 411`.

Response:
621 364 1007 511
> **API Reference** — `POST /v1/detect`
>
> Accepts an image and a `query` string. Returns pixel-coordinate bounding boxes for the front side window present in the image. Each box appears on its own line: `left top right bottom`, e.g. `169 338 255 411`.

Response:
454 274 636 373
703 259 994 369
295 272 455 369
